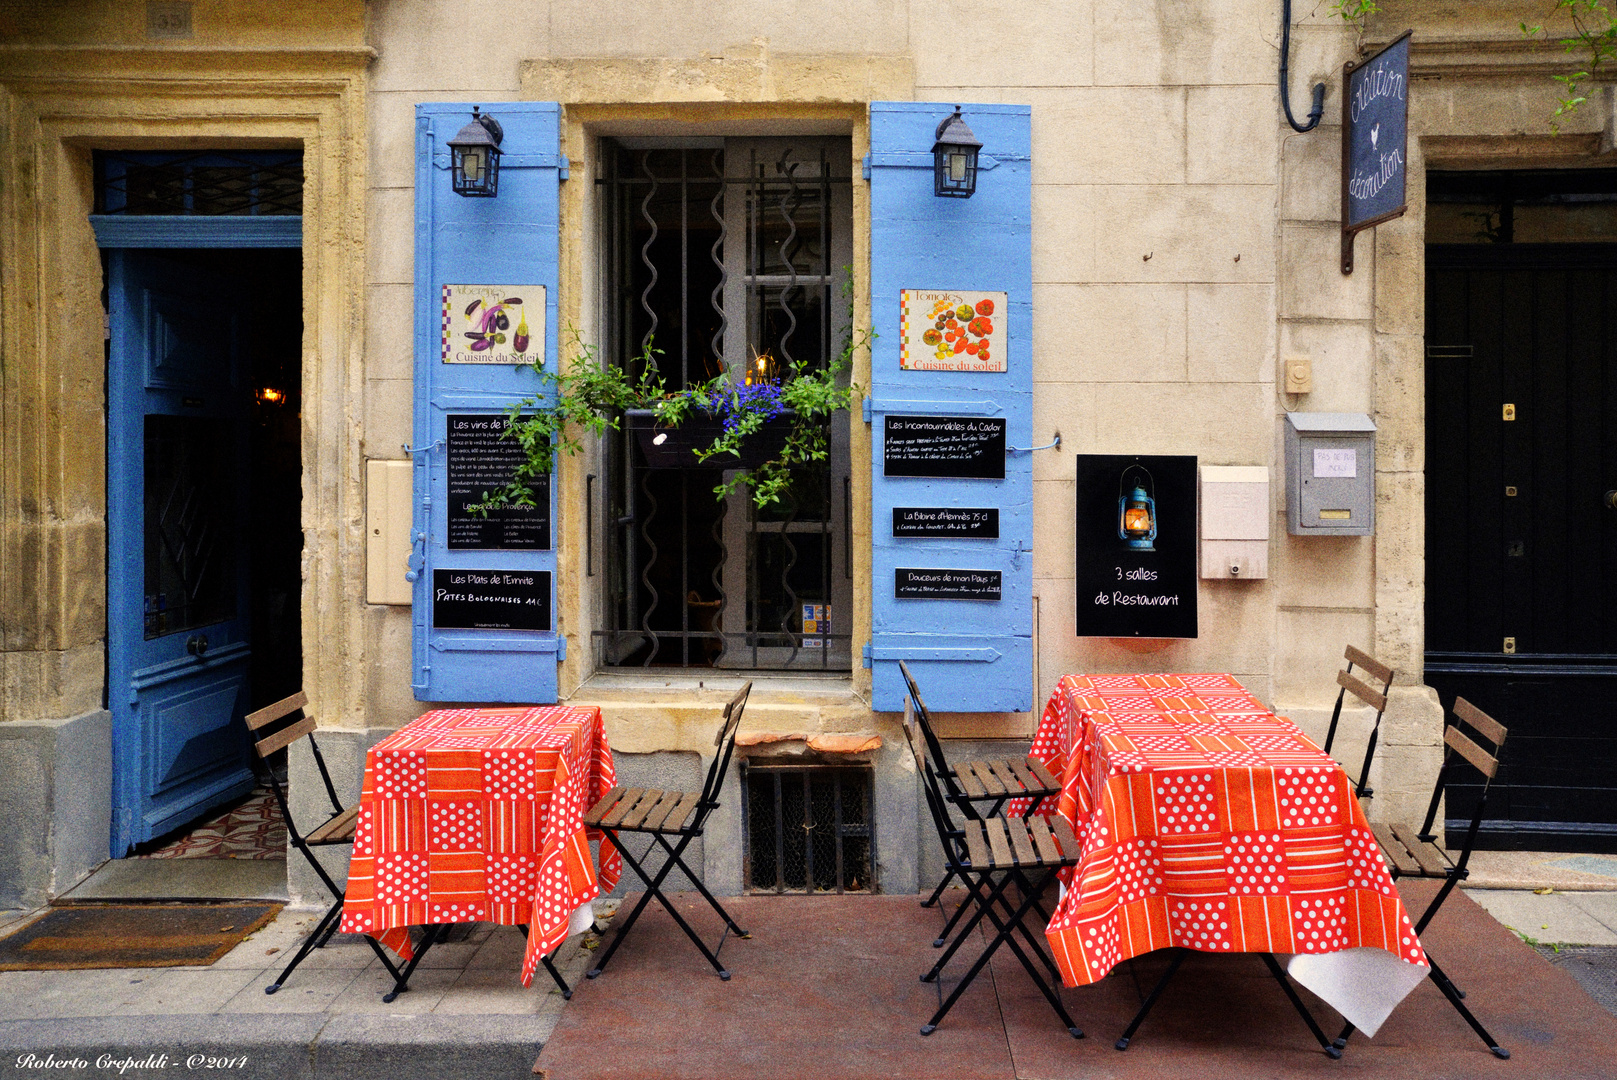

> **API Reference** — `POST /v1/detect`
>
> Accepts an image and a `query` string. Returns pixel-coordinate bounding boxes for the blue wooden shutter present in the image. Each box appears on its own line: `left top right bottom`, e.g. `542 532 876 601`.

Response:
411 102 564 703
866 102 1033 713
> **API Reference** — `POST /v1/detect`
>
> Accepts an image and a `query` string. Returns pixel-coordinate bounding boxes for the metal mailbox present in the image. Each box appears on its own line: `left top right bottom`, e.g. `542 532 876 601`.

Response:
1285 413 1376 536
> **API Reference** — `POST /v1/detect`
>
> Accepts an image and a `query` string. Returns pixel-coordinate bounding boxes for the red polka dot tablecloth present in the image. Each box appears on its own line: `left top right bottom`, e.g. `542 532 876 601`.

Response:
1032 674 1428 997
338 705 620 987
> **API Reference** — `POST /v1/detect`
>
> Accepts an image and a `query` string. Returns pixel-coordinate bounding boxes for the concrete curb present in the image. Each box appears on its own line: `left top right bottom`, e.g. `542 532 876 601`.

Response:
0 1014 547 1080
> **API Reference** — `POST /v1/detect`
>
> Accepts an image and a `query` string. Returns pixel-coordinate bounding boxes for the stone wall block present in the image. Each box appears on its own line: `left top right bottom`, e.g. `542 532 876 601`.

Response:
367 91 430 195
1188 283 1276 383
1373 470 1425 675
1274 606 1375 708
1094 0 1273 86
912 0 1093 88
1032 185 1096 284
1031 478 1076 581
1093 382 1271 460
1093 185 1276 283
365 187 414 287
1280 121 1342 224
1274 531 1375 610
0 728 51 909
1030 384 1095 477
1374 333 1424 474
1187 85 1280 185
369 0 549 93
363 379 414 464
1281 224 1374 319
1037 90 1185 185
1277 320 1373 413
363 284 415 383
1374 225 1423 336
1038 283 1186 383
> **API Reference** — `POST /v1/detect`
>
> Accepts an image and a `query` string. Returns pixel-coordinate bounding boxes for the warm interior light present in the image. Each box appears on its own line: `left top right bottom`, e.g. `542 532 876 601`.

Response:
256 387 285 405
1123 505 1152 535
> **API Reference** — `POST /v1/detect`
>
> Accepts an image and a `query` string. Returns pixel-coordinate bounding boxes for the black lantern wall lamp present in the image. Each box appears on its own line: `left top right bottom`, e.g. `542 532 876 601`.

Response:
932 106 981 198
448 107 504 197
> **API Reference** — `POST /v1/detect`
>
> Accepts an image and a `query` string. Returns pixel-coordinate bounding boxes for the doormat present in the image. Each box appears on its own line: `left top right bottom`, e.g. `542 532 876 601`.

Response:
0 902 282 971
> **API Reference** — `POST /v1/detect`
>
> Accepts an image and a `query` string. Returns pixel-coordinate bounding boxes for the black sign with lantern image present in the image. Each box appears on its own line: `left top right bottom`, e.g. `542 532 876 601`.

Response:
1075 454 1198 639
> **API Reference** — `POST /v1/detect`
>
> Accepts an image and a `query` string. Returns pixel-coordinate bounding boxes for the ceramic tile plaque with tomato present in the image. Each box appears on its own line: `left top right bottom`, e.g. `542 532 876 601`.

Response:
441 284 545 364
899 290 1007 372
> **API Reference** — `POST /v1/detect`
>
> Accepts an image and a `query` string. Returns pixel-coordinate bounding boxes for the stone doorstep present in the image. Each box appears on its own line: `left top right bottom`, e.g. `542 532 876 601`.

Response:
1461 849 1617 892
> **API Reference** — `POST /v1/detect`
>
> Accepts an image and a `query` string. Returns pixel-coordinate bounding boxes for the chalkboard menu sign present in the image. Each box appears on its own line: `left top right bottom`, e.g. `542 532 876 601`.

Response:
883 415 1006 479
446 414 551 550
893 507 999 539
895 568 1002 601
1341 30 1411 273
432 568 551 631
1074 454 1197 639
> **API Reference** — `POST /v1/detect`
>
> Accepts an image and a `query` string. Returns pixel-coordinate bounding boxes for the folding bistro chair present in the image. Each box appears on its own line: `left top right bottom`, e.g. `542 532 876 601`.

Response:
1335 697 1511 1059
897 660 1063 945
246 692 412 996
904 696 1085 1039
582 682 752 981
1320 645 1396 803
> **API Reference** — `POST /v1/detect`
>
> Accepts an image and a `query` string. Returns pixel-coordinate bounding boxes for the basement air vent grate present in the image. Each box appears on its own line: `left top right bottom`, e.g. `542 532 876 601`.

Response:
742 764 873 894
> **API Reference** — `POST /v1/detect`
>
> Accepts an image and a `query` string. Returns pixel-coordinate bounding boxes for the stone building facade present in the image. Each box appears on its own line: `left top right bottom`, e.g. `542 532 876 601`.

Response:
0 1 1609 908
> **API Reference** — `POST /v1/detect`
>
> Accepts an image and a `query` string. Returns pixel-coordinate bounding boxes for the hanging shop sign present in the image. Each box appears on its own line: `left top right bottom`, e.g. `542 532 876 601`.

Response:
895 568 1003 601
893 506 1000 539
445 413 551 550
431 568 551 631
440 284 545 364
1340 30 1412 274
883 415 1006 479
1074 454 1198 639
900 290 1007 372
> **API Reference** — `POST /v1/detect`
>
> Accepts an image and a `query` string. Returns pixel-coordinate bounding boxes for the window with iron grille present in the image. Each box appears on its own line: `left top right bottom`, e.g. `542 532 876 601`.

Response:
743 763 874 893
93 151 303 216
594 138 854 671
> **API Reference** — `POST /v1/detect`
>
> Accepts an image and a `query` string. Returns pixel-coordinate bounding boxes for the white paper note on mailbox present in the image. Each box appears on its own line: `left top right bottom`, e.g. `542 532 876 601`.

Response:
1312 448 1357 478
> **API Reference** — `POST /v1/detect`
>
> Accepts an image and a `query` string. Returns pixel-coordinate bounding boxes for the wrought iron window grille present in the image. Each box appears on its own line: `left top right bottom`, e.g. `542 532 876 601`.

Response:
94 150 304 216
593 139 855 672
742 762 874 894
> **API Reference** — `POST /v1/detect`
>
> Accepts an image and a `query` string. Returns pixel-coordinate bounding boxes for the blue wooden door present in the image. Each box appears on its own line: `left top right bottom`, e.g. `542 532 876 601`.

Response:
107 251 255 855
866 102 1034 712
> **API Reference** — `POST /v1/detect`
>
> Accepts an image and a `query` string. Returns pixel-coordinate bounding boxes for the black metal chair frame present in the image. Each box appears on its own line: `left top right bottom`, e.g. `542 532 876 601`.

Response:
897 660 1061 949
904 696 1084 1039
583 682 752 981
1321 645 1396 803
1334 697 1511 1060
248 691 411 997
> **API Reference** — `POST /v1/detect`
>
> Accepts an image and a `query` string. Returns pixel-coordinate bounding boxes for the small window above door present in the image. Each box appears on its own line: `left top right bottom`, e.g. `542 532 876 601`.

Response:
94 150 303 216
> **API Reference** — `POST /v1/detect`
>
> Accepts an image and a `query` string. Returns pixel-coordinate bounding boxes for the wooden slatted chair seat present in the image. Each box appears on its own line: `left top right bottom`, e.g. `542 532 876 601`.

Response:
951 755 1063 804
584 787 702 835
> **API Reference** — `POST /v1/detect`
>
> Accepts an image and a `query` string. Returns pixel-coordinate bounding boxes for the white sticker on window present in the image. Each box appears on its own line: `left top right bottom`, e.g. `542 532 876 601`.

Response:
1312 448 1357 478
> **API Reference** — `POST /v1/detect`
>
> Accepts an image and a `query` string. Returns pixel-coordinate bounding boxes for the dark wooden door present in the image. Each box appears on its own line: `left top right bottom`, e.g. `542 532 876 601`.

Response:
1426 243 1617 851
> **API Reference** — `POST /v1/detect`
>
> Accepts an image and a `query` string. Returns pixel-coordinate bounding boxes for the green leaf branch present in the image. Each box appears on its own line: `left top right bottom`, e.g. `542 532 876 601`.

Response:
1524 0 1617 132
468 280 868 515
